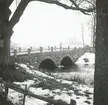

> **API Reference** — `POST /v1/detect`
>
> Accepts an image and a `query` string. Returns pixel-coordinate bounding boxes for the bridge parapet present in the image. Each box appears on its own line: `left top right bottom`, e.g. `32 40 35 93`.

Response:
10 46 75 56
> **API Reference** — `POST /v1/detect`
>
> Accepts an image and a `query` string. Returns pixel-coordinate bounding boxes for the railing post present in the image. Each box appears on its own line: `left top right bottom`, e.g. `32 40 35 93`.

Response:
48 46 50 51
60 42 62 51
68 46 70 51
40 46 43 53
74 47 76 51
30 46 32 51
51 47 53 52
55 46 56 51
19 47 21 52
60 46 62 51
28 48 31 55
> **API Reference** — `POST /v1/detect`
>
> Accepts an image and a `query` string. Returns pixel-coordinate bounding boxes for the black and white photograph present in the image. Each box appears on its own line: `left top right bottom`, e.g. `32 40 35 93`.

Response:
0 0 107 105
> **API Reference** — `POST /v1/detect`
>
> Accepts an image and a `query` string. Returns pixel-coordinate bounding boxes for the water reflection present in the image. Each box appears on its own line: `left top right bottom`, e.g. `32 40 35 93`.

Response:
53 64 94 73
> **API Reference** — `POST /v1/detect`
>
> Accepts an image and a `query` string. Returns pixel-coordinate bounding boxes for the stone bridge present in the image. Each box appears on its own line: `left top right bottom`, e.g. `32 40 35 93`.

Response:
10 46 92 70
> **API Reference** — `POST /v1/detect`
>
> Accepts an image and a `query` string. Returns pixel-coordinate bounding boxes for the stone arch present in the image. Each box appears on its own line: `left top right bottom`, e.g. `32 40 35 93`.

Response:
60 56 74 68
39 58 56 70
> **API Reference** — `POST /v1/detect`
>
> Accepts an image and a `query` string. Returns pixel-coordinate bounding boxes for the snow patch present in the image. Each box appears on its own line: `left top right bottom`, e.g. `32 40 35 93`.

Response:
76 52 95 64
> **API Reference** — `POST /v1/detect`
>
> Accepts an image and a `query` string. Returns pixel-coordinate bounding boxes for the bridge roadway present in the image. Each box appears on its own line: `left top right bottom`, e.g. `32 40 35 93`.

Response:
10 46 88 70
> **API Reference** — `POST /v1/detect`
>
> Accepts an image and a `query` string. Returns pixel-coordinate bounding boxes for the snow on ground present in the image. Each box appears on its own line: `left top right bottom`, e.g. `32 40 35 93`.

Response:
17 63 54 79
8 89 23 105
25 97 47 105
32 70 54 79
7 69 93 105
7 53 94 105
8 79 93 105
76 52 95 65
18 63 30 70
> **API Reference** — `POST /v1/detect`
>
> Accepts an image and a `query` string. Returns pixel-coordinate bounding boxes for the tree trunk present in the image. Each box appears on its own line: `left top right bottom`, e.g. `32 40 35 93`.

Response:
94 0 108 105
0 1 13 79
0 35 10 66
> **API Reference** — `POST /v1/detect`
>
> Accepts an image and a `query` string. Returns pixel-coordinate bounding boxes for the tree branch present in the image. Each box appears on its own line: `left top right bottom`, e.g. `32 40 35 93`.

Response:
8 0 95 37
33 0 95 12
71 0 86 14
9 0 30 34
7 0 14 7
69 0 89 14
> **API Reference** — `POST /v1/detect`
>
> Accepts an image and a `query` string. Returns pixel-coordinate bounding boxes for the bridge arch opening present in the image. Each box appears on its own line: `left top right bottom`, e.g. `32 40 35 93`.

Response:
61 56 74 68
39 59 56 70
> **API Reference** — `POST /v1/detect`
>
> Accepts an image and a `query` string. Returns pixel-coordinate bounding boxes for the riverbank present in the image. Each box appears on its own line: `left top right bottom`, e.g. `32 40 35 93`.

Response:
5 62 94 105
51 52 95 86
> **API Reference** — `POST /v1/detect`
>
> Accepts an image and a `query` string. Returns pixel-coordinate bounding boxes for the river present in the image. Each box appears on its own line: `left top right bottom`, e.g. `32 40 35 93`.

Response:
51 52 95 85
53 64 94 73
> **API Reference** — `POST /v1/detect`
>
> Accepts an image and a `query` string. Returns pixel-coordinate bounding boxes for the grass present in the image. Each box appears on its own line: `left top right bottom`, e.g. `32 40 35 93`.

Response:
52 71 94 86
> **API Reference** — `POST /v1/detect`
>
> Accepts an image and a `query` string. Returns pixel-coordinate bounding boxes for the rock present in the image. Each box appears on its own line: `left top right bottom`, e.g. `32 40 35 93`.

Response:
85 94 89 97
74 90 83 96
87 97 92 99
76 97 80 99
84 90 93 95
84 100 91 104
70 99 77 105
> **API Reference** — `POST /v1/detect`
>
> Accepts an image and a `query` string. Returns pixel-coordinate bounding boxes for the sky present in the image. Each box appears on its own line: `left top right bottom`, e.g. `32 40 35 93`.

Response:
10 1 92 48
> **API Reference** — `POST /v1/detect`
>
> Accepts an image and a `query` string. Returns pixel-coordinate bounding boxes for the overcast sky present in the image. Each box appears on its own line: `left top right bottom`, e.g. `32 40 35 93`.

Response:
10 1 92 48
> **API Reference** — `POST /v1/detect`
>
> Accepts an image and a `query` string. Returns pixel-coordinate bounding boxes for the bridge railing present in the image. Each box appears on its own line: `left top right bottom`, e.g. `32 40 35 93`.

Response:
10 46 75 56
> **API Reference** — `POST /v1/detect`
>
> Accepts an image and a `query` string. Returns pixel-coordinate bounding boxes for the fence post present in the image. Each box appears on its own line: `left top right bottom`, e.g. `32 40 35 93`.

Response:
22 85 27 105
4 82 8 99
51 47 53 52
